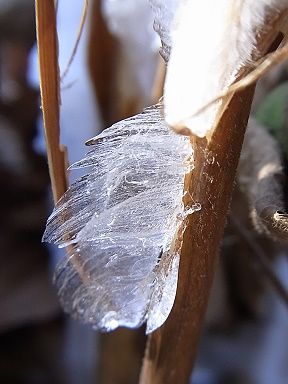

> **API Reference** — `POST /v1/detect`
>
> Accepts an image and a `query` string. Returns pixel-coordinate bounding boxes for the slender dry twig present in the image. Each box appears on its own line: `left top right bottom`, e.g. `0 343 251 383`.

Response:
61 0 89 81
35 0 67 201
36 0 94 296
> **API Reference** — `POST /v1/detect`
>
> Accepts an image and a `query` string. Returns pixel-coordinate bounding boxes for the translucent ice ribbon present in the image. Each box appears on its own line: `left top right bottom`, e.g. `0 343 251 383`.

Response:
43 105 199 333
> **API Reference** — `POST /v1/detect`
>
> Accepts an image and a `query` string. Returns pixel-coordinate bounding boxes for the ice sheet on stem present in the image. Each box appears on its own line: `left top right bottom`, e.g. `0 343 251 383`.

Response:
43 105 195 333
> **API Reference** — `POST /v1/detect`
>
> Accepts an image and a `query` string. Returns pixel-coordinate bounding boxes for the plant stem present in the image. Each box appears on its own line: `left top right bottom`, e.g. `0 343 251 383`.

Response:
139 85 256 384
35 0 67 202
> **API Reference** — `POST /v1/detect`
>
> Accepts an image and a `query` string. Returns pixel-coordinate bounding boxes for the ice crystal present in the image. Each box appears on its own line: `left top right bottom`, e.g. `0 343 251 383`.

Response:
43 105 194 333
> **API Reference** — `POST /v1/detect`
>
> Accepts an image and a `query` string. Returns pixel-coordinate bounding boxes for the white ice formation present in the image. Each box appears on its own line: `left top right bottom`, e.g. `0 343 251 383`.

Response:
43 105 196 333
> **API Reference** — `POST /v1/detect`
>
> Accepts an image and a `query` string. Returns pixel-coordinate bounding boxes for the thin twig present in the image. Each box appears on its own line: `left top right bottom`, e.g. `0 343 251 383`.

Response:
35 0 67 201
61 0 89 81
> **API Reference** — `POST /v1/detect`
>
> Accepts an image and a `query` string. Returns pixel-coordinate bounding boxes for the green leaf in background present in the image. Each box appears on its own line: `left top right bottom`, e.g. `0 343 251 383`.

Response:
255 81 288 158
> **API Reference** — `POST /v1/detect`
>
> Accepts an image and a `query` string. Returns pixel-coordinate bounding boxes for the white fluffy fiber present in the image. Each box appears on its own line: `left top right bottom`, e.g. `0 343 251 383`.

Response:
164 0 288 137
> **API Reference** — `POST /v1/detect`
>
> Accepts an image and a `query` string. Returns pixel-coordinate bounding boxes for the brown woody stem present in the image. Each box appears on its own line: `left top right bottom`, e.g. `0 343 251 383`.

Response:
139 85 256 384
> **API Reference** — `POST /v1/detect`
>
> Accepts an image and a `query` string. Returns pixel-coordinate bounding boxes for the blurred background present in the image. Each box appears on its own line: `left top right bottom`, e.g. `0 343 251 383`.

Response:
0 1 287 383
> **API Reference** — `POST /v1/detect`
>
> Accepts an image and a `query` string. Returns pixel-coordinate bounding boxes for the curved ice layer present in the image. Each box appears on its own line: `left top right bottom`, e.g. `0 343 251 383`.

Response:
43 105 193 333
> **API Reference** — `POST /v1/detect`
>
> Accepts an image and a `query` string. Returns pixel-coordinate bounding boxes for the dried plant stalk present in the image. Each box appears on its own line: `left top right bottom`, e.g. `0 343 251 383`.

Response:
35 0 67 201
139 83 256 384
140 4 288 384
